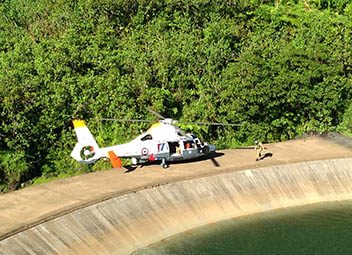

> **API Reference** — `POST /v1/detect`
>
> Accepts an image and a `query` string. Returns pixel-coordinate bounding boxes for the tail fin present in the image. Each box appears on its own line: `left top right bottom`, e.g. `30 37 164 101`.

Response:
71 120 101 164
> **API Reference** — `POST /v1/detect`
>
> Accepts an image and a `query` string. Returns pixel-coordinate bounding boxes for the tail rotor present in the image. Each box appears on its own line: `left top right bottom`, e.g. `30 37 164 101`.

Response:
71 120 101 164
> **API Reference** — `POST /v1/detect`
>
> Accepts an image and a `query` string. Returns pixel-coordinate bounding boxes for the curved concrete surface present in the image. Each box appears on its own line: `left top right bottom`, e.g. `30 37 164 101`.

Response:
2 158 352 254
1 136 352 254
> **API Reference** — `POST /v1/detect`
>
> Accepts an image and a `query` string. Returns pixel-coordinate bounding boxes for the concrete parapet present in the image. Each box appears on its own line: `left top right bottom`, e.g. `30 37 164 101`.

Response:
1 158 352 254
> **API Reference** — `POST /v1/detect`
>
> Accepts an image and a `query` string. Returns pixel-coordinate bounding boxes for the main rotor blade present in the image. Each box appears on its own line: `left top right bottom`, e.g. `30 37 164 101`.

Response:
93 118 152 123
195 121 241 127
93 117 242 126
180 121 242 127
147 108 165 120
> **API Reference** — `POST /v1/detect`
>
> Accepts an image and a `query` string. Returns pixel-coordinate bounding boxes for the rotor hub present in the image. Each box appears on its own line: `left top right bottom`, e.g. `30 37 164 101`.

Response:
160 118 177 125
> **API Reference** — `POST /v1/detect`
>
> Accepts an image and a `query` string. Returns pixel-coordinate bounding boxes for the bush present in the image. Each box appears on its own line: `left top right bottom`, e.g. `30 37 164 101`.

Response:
0 151 29 192
1 0 352 191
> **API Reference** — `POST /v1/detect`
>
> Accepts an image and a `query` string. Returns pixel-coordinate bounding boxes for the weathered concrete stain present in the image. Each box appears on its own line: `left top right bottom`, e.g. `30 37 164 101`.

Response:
1 158 352 255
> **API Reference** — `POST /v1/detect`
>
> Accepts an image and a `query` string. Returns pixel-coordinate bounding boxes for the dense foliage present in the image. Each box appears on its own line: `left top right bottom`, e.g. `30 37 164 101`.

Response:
1 0 352 192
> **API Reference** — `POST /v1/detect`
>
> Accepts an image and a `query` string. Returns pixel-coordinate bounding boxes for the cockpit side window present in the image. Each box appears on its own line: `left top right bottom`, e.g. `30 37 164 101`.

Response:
141 134 152 141
194 138 203 148
184 141 196 149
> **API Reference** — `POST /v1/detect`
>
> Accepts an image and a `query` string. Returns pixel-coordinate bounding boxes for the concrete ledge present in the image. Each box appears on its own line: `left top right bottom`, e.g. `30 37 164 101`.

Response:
1 158 352 255
2 136 352 242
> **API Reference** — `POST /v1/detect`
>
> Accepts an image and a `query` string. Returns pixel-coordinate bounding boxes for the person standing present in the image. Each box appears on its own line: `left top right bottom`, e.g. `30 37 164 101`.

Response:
254 141 265 161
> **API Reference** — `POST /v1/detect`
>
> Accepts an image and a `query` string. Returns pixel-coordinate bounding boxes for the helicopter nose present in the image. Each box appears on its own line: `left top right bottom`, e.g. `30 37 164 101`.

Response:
208 144 216 152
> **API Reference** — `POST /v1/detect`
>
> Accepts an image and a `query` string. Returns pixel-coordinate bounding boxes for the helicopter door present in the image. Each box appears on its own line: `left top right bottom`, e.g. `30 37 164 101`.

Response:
168 142 181 155
158 143 169 152
182 141 198 159
157 143 170 158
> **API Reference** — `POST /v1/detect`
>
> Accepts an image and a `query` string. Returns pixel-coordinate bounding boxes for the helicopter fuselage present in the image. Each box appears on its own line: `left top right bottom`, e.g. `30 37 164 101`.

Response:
71 119 216 168
99 133 215 165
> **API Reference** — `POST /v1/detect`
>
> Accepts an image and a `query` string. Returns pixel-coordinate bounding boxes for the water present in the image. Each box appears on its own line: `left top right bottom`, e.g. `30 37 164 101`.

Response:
135 201 352 255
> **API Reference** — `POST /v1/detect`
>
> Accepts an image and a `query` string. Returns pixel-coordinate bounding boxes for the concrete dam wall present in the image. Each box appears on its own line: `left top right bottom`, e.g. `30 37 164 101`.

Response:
2 158 352 255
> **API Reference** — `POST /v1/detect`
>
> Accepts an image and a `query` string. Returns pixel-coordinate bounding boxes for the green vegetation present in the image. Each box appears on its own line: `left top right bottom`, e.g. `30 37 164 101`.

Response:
1 0 352 192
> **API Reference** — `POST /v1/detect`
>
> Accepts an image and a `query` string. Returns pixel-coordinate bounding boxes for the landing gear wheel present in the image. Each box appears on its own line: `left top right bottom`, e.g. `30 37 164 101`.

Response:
161 163 169 169
161 158 168 169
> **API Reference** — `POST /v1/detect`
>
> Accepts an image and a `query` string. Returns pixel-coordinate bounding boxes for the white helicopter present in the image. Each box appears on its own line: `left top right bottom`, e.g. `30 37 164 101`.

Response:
71 110 239 169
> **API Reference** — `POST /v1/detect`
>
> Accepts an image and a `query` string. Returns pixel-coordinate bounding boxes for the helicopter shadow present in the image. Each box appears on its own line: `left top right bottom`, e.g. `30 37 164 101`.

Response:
171 152 224 167
123 152 225 173
123 165 138 173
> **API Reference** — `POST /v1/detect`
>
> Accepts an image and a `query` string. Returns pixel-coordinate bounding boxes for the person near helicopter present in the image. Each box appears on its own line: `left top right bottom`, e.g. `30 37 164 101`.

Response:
254 140 265 161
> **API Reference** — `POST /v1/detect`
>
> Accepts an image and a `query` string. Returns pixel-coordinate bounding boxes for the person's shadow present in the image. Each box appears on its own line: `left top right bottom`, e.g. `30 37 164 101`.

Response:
261 152 273 160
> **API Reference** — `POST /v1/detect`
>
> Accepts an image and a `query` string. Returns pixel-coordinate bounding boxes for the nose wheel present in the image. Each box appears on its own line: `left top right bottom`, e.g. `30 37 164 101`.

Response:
161 158 169 169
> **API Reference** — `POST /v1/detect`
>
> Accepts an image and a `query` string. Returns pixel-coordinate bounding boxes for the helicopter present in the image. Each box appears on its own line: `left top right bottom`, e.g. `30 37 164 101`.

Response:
70 110 240 169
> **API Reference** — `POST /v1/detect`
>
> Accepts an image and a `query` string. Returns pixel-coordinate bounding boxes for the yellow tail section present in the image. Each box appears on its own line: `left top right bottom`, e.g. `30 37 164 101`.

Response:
72 119 86 128
71 119 100 163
